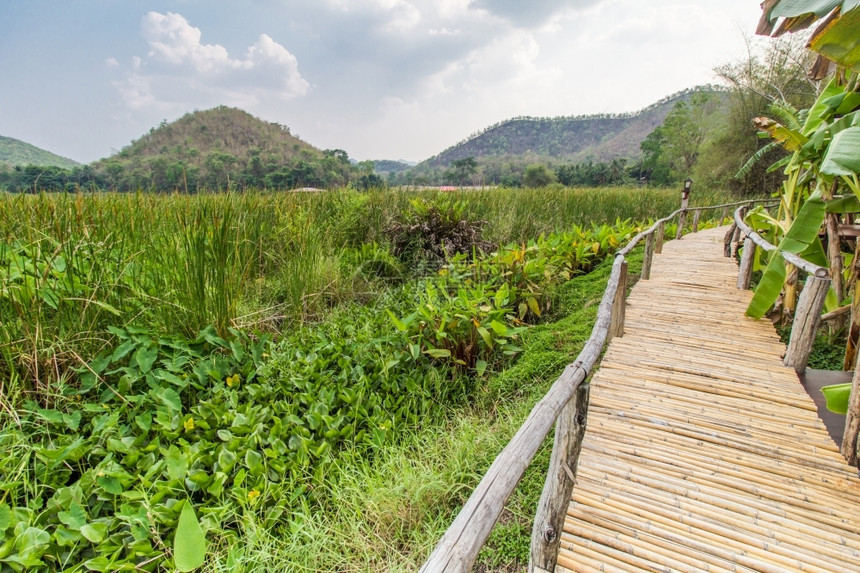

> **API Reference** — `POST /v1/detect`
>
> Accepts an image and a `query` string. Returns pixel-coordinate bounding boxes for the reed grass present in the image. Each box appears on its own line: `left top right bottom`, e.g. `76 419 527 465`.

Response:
0 186 735 395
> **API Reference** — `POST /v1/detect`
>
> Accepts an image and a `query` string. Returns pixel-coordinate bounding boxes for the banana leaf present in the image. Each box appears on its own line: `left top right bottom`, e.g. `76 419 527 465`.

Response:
768 0 842 19
809 6 860 69
821 382 852 414
803 78 844 134
746 190 828 318
825 194 860 213
821 127 860 175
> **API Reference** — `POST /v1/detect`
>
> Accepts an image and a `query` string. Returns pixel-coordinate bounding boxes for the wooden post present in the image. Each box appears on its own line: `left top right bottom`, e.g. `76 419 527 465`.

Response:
737 237 755 290
529 383 590 573
642 233 655 280
655 222 665 254
842 354 860 466
719 207 729 225
731 224 742 257
692 211 701 234
844 239 860 370
724 223 737 257
675 187 690 240
784 274 831 373
609 259 628 341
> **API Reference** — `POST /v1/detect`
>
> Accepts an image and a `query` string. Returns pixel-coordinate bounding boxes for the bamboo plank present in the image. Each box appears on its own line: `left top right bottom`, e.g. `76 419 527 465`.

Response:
558 226 860 573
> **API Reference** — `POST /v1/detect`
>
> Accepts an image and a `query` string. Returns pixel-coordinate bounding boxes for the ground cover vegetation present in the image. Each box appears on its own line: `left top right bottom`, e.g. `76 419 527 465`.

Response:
0 186 733 571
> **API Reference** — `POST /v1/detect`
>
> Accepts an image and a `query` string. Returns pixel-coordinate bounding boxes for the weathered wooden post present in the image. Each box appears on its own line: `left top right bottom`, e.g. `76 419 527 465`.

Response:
737 237 756 290
842 355 860 466
719 207 729 225
528 383 590 573
675 178 693 239
784 273 831 373
642 233 655 280
609 258 628 341
724 222 738 257
692 210 701 233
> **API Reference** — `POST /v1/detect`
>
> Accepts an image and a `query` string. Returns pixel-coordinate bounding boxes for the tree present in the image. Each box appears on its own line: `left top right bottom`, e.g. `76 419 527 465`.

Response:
523 164 555 188
448 157 478 186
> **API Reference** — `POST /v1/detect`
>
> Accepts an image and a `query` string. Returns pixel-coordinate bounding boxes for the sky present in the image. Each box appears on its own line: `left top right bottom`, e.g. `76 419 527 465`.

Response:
0 1 770 165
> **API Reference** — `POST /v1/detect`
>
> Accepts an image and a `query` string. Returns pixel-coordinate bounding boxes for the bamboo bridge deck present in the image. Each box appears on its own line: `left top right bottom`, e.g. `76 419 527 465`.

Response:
556 226 860 573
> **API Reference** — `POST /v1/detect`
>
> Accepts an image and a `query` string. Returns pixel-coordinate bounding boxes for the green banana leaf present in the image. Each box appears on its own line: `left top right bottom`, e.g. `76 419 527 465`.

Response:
821 127 860 175
825 194 860 213
809 6 860 70
803 79 844 135
821 382 852 414
746 190 828 318
768 1 845 19
747 251 788 318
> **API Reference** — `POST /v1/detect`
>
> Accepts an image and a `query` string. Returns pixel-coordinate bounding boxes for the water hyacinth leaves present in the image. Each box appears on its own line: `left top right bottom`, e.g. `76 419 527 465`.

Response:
174 502 206 571
746 190 829 318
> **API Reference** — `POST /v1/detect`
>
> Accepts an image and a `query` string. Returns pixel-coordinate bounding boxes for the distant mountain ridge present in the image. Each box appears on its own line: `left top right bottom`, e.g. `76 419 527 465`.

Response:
417 87 719 170
0 135 80 169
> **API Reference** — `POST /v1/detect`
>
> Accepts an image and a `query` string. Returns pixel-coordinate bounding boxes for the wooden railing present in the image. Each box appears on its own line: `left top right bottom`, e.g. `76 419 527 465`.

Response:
420 198 780 573
726 204 831 374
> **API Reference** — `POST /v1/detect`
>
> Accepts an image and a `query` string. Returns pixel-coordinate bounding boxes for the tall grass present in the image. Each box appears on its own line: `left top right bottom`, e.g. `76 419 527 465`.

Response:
0 185 735 395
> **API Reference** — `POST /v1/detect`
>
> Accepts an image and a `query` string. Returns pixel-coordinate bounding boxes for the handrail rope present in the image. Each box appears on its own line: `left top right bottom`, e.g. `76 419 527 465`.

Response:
732 205 829 278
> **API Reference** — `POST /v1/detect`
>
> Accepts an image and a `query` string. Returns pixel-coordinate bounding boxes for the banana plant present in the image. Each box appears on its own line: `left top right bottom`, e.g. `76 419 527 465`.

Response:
755 0 860 466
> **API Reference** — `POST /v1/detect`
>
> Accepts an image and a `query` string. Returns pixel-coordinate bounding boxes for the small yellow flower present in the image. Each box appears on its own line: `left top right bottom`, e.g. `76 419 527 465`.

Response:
226 373 240 387
261 353 270 358
184 418 195 432
248 489 261 501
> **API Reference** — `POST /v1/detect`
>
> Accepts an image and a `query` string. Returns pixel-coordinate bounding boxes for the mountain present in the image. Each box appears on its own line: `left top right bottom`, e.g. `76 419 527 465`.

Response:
373 159 414 174
415 88 718 171
92 106 352 191
0 135 81 169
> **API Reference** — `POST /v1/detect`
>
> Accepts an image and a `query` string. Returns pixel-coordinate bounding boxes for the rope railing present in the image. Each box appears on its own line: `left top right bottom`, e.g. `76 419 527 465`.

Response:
421 196 807 573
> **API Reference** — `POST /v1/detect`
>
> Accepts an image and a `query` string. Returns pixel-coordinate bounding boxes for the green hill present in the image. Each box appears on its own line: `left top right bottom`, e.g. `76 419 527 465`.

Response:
414 88 721 172
92 106 353 191
0 136 81 169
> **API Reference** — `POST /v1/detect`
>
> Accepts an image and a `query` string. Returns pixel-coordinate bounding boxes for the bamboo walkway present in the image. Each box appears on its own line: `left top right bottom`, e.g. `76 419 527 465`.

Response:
556 226 860 573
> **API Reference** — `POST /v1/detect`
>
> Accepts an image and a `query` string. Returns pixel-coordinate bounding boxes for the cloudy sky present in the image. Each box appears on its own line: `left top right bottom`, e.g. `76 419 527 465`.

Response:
0 1 768 164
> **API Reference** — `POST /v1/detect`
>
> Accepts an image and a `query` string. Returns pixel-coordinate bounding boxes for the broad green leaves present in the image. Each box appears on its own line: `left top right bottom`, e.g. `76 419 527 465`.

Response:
174 502 206 571
822 127 860 175
746 191 828 318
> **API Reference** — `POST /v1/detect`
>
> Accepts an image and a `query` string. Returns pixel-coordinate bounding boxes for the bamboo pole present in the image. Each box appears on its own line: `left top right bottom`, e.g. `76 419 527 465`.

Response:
784 274 831 373
642 233 655 280
737 236 755 290
529 383 590 573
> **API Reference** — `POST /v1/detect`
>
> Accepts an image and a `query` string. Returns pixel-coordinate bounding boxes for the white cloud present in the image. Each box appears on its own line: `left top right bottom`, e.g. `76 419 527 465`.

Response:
105 57 119 68
114 11 309 114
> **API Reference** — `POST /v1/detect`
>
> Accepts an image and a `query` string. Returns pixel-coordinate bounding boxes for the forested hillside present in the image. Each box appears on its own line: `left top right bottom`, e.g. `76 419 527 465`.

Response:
90 106 358 191
418 90 697 169
0 135 80 169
